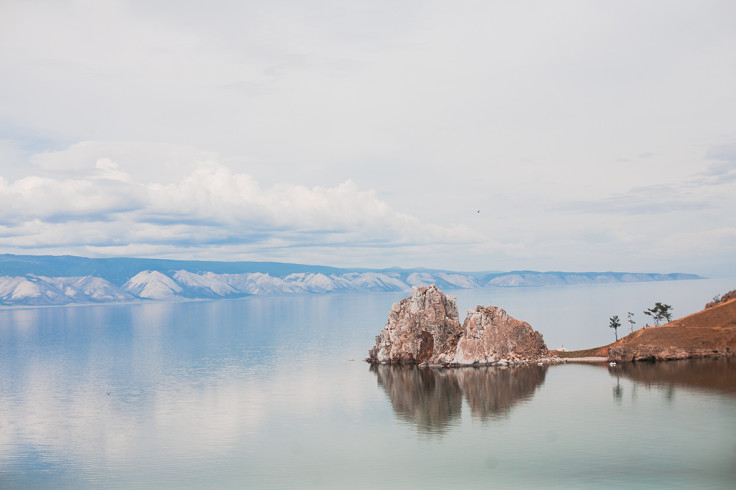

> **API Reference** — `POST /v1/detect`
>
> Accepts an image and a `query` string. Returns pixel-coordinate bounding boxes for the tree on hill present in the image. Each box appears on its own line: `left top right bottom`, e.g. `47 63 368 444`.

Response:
660 303 673 322
609 315 621 341
627 312 636 333
643 302 673 326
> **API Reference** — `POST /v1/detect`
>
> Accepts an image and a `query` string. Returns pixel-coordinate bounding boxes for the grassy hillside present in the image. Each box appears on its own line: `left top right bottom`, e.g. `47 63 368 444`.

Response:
553 293 736 361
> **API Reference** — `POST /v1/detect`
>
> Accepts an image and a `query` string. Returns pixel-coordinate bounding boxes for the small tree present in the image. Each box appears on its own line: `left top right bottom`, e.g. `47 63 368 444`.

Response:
627 312 636 333
609 315 621 341
643 307 656 326
658 302 673 323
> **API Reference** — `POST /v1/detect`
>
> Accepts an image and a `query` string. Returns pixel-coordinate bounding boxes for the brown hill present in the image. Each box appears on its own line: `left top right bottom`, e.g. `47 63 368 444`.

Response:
554 292 736 362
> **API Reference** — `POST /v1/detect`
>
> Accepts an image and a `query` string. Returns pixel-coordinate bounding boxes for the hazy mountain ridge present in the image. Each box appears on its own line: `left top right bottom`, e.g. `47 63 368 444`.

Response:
0 254 702 306
0 274 133 306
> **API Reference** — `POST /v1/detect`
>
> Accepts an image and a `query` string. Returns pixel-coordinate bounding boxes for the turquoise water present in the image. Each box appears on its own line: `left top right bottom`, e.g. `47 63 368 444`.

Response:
0 280 734 488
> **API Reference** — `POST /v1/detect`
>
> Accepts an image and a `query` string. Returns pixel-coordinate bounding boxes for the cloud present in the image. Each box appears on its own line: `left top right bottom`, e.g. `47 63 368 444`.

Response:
2 133 735 274
0 148 480 264
702 143 736 181
29 140 216 183
144 163 428 237
0 173 144 224
560 152 736 218
562 187 712 216
0 138 733 275
705 143 736 162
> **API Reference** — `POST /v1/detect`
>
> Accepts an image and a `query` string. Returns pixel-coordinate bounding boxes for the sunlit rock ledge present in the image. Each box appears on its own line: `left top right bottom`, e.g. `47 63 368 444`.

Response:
366 285 557 367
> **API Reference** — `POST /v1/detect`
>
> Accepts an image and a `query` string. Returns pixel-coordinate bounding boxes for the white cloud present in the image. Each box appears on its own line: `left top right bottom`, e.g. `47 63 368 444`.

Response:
144 162 436 240
0 138 734 274
29 140 216 183
0 174 144 224
0 148 484 266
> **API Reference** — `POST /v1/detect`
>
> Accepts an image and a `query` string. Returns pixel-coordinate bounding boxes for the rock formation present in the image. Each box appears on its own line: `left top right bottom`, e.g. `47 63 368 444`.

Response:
367 285 549 366
453 305 548 365
368 285 462 364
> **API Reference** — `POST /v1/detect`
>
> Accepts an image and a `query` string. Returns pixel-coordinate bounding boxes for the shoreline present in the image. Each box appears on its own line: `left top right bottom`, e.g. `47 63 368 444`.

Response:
363 355 612 367
557 356 609 363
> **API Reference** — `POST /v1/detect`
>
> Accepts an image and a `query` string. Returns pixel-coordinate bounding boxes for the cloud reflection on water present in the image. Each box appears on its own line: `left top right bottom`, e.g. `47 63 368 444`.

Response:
370 364 547 433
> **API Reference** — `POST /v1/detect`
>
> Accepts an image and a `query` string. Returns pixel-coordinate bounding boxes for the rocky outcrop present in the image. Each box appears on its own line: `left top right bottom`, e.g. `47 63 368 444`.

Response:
453 306 548 365
368 285 462 364
367 285 549 366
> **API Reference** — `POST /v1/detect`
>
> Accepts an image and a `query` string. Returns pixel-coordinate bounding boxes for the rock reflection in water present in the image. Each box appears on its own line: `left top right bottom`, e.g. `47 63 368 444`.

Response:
457 365 547 421
370 364 547 433
370 365 464 433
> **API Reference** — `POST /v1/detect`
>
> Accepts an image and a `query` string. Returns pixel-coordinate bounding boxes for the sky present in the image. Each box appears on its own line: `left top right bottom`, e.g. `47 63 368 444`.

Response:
0 0 735 275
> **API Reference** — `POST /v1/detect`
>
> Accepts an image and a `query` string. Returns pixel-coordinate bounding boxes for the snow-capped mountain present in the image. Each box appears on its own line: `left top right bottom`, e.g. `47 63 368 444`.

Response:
172 270 238 297
0 254 703 307
0 274 132 306
123 271 183 300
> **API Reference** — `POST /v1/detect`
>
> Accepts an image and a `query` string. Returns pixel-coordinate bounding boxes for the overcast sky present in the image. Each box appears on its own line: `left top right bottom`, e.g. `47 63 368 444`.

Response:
1 0 735 275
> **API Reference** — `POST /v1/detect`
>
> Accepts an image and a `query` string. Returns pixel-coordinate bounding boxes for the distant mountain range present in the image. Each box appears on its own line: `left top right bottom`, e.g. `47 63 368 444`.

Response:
0 254 702 307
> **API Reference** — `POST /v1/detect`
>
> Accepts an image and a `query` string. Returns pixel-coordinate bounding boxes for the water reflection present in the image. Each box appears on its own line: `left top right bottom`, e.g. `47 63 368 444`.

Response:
612 376 623 403
611 358 736 396
371 364 547 433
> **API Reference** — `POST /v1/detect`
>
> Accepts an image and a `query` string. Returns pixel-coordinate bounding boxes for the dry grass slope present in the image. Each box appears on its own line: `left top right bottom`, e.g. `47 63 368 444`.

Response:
552 292 736 361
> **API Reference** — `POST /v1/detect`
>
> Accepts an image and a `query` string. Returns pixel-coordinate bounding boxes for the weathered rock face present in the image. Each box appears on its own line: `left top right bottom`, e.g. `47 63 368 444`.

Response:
367 285 549 366
452 306 548 365
368 285 462 364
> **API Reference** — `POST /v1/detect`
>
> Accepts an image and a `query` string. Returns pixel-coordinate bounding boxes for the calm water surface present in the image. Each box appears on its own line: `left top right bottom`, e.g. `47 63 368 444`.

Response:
0 279 734 489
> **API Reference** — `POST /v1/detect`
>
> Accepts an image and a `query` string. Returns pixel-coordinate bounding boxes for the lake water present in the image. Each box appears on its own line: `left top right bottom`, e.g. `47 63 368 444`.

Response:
0 278 735 489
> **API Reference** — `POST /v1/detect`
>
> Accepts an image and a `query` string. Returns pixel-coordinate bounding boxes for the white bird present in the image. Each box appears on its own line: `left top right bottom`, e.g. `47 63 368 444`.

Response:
609 362 616 367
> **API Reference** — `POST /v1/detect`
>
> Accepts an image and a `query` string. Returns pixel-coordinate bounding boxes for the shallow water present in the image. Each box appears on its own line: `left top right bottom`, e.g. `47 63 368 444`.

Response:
0 280 734 488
